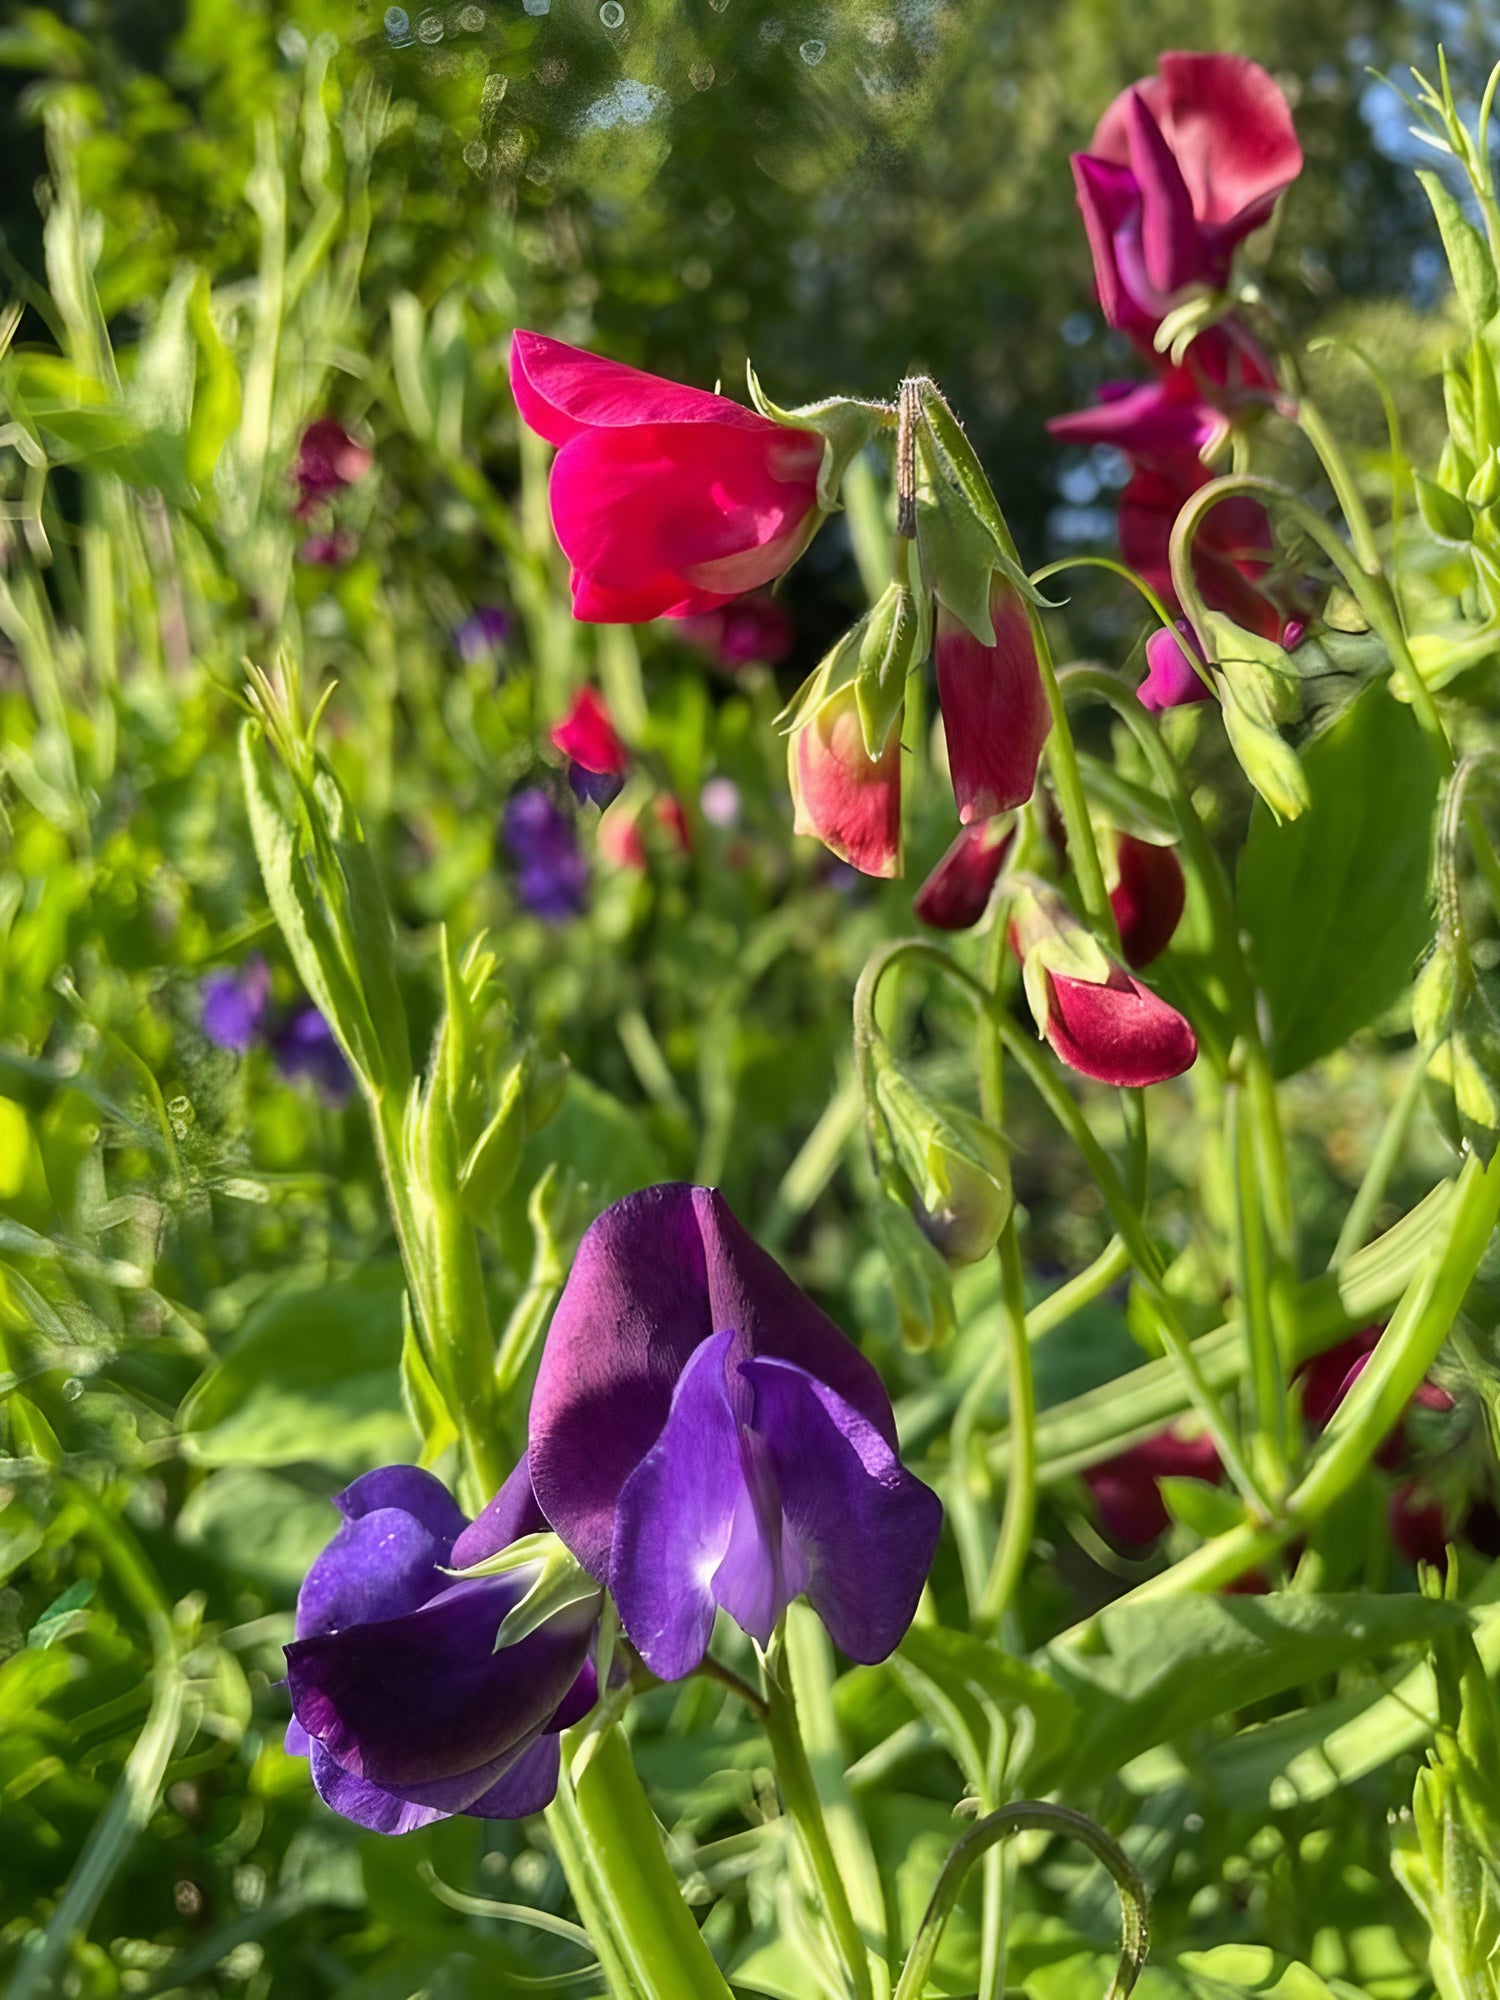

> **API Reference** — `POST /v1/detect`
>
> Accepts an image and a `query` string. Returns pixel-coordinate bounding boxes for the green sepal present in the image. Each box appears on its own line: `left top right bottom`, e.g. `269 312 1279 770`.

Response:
915 394 1052 611
1419 472 1477 547
494 1555 603 1653
1417 169 1500 336
1159 1474 1246 1541
775 620 864 736
458 1056 528 1216
746 362 886 513
1446 367 1477 462
1202 613 1311 822
1009 877 1115 1034
873 1059 1013 1266
871 1194 957 1349
855 578 928 757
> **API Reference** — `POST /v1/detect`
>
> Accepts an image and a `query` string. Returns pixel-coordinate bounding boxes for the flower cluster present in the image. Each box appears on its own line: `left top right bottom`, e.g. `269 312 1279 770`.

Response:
284 1186 942 1831
1049 55 1305 696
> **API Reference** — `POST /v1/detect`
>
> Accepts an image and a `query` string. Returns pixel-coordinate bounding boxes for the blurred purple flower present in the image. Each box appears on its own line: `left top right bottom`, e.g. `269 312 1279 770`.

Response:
201 958 271 1053
528 1185 942 1681
284 1460 598 1835
503 788 589 921
295 418 373 510
454 606 512 666
273 1009 354 1103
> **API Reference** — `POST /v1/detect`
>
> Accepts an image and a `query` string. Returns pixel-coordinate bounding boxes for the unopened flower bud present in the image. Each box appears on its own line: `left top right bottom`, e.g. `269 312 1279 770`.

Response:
872 1197 957 1349
874 1062 1013 1265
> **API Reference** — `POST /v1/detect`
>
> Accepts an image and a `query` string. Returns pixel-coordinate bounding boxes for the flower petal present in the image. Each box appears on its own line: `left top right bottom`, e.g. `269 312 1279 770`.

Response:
1124 89 1214 297
334 1465 469 1540
286 1573 592 1787
511 331 780 446
608 1329 745 1680
914 820 1014 931
789 683 903 878
742 1357 942 1665
450 1453 550 1571
1043 967 1198 1087
1109 835 1186 969
1140 623 1213 712
295 1505 458 1641
308 1740 447 1835
935 589 1050 824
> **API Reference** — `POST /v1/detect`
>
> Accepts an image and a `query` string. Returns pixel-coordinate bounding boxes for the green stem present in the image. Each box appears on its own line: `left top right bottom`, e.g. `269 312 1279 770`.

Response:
1293 388 1381 574
892 1803 1149 2000
1024 1236 1131 1342
764 1633 878 2000
545 1773 645 2000
1330 1047 1431 1267
1030 605 1116 943
977 1216 1036 1630
1228 1074 1286 1481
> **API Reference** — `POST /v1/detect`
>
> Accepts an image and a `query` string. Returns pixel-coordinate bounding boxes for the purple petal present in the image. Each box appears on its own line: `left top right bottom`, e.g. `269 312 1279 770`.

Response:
294 1506 455 1641
742 1357 943 1665
466 1734 561 1818
309 1740 447 1835
531 1186 901 1579
608 1330 744 1680
335 1465 469 1541
713 1424 809 1649
451 1453 549 1570
201 959 270 1053
285 1718 310 1757
286 1573 593 1787
273 1009 353 1102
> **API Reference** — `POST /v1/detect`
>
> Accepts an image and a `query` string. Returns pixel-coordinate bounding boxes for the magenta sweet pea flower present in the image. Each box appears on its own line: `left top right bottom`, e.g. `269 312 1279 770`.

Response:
294 418 373 513
679 592 796 669
1120 457 1281 640
552 687 628 808
1074 53 1301 350
914 820 1015 932
510 332 825 623
788 681 903 879
1047 370 1230 467
1140 621 1214 712
284 1461 598 1835
1109 834 1186 969
527 1185 942 1681
934 585 1051 825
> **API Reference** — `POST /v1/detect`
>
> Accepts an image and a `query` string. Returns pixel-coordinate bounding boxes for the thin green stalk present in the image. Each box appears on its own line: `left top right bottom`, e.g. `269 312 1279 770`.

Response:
545 1775 645 2000
1228 1076 1286 1482
1330 1047 1431 1266
1294 389 1381 573
1025 1236 1131 1342
763 1633 878 2000
977 1217 1036 1629
1029 604 1116 943
893 1803 1148 2000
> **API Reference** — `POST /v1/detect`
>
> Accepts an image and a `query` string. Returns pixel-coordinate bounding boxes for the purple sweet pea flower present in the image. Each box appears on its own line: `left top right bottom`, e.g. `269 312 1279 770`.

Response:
201 958 271 1053
503 788 590 921
454 606 512 666
528 1185 942 1682
272 1008 354 1104
285 1460 599 1835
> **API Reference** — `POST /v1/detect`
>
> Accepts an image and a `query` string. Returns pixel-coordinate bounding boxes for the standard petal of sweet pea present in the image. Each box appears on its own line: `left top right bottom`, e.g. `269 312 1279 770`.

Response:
551 687 627 777
1124 89 1215 297
286 1573 591 1788
335 1465 469 1541
935 591 1050 824
511 331 778 446
294 1506 455 1641
744 1357 942 1665
1071 153 1151 335
530 1186 903 1576
608 1330 745 1680
789 686 902 878
1043 967 1197 1087
1105 54 1303 236
548 422 822 623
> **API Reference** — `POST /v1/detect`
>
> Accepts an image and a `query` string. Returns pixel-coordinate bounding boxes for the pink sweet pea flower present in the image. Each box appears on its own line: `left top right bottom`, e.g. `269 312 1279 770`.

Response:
1047 369 1230 467
1074 53 1301 349
934 585 1051 825
551 688 628 807
1119 454 1282 639
295 418 373 514
678 592 796 669
510 332 825 623
788 681 902 880
1109 834 1185 969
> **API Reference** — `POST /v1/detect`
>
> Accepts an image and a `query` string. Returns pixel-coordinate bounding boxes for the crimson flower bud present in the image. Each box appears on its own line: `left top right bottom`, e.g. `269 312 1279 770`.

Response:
914 820 1014 931
1012 880 1197 1087
934 584 1050 824
551 688 628 808
1109 833 1186 968
787 680 902 879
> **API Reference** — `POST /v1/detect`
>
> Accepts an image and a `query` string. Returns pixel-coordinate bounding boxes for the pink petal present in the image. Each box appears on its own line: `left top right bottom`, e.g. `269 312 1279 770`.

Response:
510 331 781 446
551 687 628 776
1043 966 1197 1087
935 589 1050 825
1124 89 1215 296
1110 835 1186 968
789 689 902 879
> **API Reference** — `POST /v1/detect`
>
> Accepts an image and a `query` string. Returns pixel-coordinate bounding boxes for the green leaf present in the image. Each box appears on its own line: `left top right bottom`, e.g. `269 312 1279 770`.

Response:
177 1264 412 1471
1417 473 1476 547
1158 1475 1245 1541
1417 171 1500 335
175 1467 339 1595
1176 1944 1342 1998
1237 685 1440 1076
1038 1590 1467 1792
896 1621 1077 1791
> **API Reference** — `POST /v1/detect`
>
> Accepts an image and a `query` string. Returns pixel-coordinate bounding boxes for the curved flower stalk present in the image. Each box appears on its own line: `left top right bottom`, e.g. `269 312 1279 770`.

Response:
284 1463 599 1833
527 1183 943 1681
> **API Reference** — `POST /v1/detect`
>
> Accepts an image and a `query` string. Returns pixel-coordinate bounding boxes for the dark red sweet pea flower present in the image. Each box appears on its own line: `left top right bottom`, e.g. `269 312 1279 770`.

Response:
510 332 825 623
284 1462 597 1834
527 1185 942 1682
1041 963 1198 1087
934 584 1051 825
295 418 372 514
1075 53 1301 351
1110 834 1186 969
788 681 903 879
915 820 1015 931
1085 1424 1222 1545
1119 455 1282 640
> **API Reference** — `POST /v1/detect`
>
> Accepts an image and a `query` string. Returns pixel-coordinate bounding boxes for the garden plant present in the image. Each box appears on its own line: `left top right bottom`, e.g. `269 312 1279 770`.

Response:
7 6 1500 1999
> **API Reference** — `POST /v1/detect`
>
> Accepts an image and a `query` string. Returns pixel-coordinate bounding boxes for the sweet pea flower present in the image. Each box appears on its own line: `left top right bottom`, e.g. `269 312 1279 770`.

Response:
294 418 373 513
679 592 796 669
1120 456 1281 639
527 1185 943 1681
914 820 1015 931
934 584 1051 824
202 958 271 1054
1013 880 1197 1087
273 1008 354 1105
1109 833 1186 969
454 606 511 666
503 789 590 921
1073 53 1301 351
551 688 628 808
510 332 825 623
1047 370 1230 467
597 793 692 870
788 680 903 879
284 1462 598 1835
1085 1423 1222 1545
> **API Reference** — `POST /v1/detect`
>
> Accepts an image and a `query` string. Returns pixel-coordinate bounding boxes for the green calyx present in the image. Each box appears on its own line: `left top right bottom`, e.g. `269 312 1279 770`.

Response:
872 1195 957 1349
746 363 887 515
776 577 928 757
1008 876 1115 1034
1203 613 1311 823
874 1057 1014 1266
